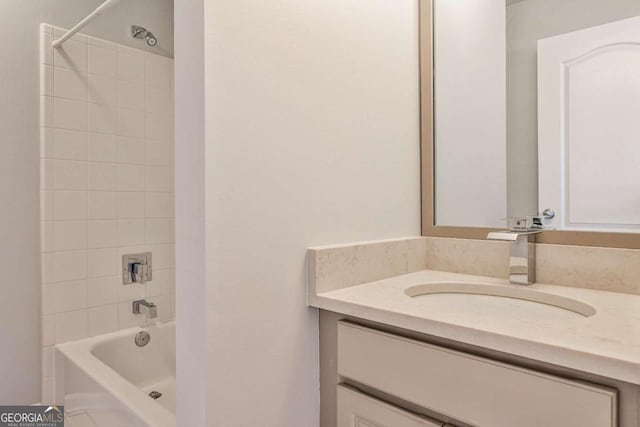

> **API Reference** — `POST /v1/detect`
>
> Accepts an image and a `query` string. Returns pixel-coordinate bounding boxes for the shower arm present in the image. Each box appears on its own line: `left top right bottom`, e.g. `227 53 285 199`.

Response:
52 0 122 48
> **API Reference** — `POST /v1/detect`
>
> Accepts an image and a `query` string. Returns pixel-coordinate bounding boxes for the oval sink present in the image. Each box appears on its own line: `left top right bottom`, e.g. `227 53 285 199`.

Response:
405 282 596 318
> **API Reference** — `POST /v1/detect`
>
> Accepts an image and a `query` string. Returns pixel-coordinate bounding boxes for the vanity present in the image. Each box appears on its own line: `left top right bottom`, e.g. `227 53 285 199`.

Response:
309 239 640 427
308 0 640 425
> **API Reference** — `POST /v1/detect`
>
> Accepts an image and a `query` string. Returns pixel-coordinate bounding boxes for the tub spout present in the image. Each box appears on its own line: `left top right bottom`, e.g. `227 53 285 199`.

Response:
132 299 157 319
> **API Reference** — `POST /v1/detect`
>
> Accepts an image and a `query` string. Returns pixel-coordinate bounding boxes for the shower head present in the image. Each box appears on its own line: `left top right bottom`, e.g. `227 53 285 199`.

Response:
145 32 157 47
131 25 157 47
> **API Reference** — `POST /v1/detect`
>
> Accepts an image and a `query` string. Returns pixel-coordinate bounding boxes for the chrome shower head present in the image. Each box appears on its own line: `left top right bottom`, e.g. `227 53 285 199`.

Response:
131 25 157 47
145 32 157 47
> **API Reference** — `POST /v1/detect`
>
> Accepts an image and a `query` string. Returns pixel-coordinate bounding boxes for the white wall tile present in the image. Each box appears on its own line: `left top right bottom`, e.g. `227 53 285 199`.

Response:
41 253 54 284
53 221 87 251
118 81 145 111
145 141 172 166
41 221 54 253
53 160 87 190
146 268 173 297
117 46 145 83
88 103 117 134
147 244 174 269
41 191 54 221
87 248 119 278
41 159 54 189
118 219 145 247
41 96 54 127
88 163 117 191
145 53 172 88
118 192 145 218
118 281 145 303
42 284 55 315
88 276 118 307
118 164 145 191
54 309 87 343
54 280 87 312
87 133 117 162
88 220 118 248
41 64 54 96
117 109 145 138
87 74 117 106
53 67 86 101
88 191 118 219
88 304 118 336
42 315 54 346
118 301 146 329
54 191 87 220
53 251 87 282
145 218 174 244
88 44 117 78
117 137 145 165
145 192 173 218
52 129 86 160
41 377 54 404
53 98 86 131
53 40 87 72
145 85 172 114
145 112 173 140
145 166 173 192
41 127 54 158
42 346 54 378
40 32 54 65
41 34 174 351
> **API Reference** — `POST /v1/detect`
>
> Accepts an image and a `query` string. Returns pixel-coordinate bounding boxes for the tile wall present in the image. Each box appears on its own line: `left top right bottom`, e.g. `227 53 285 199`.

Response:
39 24 175 402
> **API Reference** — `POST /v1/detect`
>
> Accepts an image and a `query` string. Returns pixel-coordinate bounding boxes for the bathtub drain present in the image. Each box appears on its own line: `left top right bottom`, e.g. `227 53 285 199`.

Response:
149 391 162 399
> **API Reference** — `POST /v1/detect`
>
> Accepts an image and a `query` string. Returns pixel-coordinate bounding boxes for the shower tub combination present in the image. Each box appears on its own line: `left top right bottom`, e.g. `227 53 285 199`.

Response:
55 321 175 427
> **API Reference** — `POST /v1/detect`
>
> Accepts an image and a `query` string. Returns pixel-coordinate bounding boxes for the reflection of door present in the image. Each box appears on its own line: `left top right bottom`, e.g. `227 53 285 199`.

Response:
538 16 640 232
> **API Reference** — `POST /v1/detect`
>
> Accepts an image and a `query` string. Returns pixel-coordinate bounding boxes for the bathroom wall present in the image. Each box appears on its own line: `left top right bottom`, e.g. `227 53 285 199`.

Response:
176 0 421 425
506 0 640 218
0 0 173 405
39 24 175 403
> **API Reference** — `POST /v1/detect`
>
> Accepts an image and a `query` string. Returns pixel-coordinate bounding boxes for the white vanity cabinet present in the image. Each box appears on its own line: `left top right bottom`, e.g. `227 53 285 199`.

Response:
337 386 446 427
336 321 617 427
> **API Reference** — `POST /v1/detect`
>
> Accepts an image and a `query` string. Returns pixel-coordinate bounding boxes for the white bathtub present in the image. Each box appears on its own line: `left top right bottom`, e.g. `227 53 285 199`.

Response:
55 321 176 427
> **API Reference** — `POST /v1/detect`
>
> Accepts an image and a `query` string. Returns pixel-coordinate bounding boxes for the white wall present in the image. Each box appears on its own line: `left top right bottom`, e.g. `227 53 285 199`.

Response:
174 0 206 423
0 0 172 405
176 0 421 425
434 0 507 227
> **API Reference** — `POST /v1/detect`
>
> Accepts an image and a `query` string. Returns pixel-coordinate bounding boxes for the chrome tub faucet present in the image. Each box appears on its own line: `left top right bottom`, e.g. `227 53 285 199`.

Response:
132 299 158 319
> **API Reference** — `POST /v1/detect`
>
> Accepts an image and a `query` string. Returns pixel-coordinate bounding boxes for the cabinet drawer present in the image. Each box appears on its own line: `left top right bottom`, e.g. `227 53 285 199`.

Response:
337 322 617 427
338 385 444 427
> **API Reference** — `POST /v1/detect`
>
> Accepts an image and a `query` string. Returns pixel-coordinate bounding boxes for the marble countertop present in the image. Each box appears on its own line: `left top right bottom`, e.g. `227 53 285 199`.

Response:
309 269 640 385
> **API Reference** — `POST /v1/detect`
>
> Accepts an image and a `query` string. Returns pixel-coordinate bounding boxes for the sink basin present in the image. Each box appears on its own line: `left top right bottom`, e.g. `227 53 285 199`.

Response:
405 282 596 319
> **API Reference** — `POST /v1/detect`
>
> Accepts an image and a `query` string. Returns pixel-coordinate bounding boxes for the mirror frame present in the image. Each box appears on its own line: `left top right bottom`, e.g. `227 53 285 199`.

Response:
419 0 640 249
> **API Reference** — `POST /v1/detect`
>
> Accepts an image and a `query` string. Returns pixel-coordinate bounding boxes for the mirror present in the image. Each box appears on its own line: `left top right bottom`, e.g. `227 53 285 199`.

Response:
432 0 640 233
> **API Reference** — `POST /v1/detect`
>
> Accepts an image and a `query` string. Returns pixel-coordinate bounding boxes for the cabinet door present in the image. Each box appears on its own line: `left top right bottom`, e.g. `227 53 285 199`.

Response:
337 385 444 427
338 321 617 427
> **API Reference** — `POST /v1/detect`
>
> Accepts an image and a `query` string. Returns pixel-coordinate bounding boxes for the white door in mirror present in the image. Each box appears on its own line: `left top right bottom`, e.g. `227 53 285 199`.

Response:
538 16 640 233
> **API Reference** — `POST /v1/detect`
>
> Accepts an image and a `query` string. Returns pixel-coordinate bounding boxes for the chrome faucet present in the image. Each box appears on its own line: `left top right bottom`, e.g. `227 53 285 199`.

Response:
132 299 157 319
487 217 543 285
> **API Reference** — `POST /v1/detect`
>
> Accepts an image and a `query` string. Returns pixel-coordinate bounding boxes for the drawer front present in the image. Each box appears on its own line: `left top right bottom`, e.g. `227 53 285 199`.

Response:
337 322 617 427
337 385 444 427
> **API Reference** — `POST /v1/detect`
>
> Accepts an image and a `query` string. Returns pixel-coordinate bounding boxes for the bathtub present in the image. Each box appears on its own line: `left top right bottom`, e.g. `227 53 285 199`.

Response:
55 321 175 427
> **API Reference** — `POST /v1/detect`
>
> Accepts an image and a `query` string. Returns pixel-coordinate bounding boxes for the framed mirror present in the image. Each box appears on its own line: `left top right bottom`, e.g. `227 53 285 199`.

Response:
420 0 640 248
